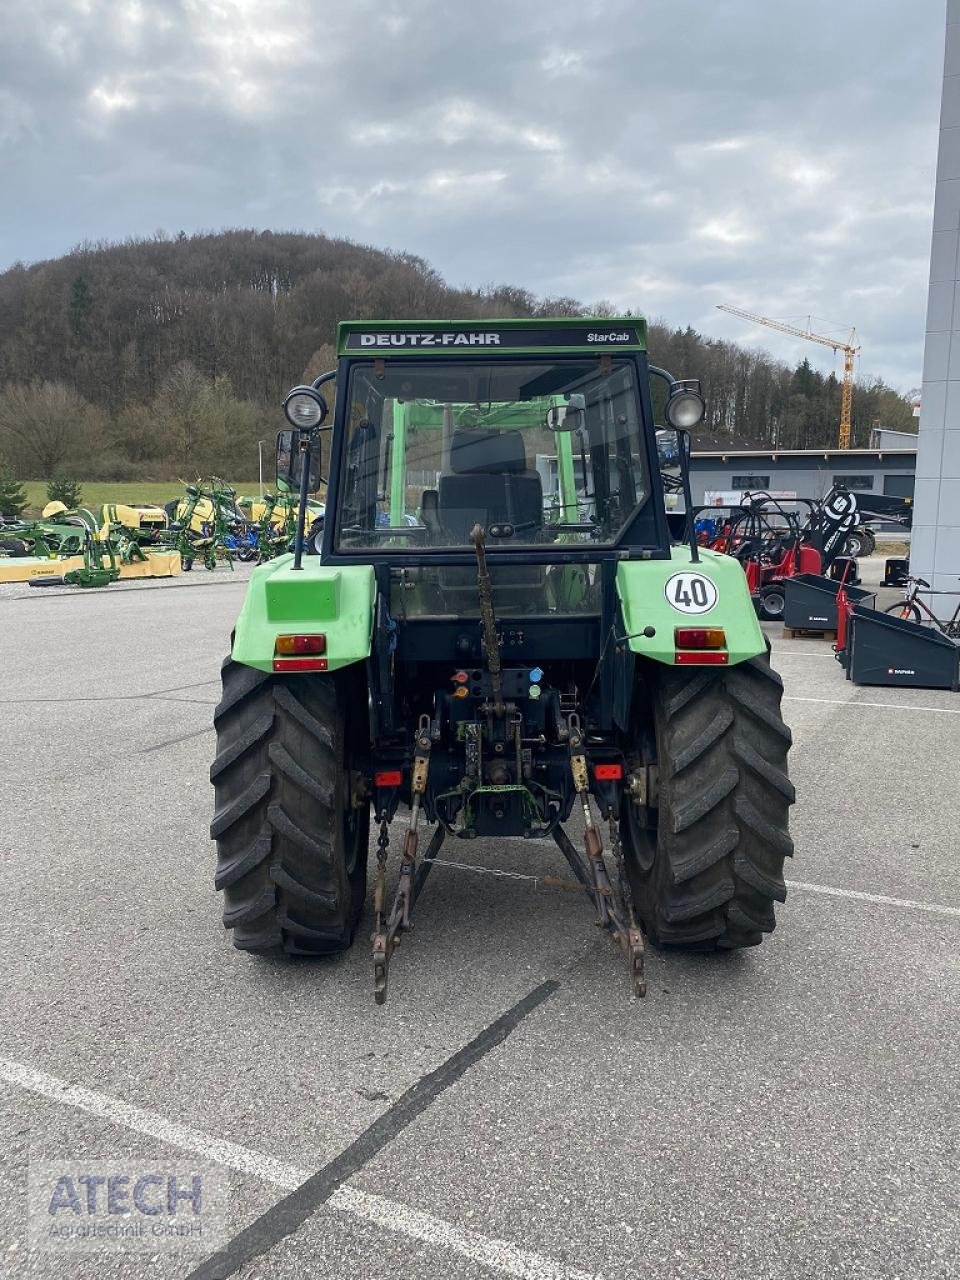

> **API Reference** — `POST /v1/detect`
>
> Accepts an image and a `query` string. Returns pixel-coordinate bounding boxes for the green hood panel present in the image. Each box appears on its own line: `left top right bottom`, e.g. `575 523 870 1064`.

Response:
232 554 375 674
616 548 766 666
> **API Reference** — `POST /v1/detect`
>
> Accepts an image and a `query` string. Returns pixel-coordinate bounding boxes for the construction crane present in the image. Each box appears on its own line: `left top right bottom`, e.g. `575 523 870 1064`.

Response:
717 304 860 449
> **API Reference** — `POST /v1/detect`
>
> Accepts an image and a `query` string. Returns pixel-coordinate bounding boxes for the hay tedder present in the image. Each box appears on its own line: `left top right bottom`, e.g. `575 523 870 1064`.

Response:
210 318 795 1002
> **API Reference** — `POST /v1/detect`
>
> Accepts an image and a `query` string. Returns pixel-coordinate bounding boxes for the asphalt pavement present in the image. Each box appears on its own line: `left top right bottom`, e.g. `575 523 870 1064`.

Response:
0 559 957 1280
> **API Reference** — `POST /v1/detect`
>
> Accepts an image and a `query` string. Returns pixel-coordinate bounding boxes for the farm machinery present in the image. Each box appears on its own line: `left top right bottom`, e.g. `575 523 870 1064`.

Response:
238 490 326 560
697 488 862 620
0 503 182 585
210 318 796 1004
164 478 243 570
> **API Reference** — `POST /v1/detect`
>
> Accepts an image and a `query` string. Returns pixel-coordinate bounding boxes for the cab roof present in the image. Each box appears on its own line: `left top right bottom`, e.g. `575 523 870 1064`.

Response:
336 316 647 357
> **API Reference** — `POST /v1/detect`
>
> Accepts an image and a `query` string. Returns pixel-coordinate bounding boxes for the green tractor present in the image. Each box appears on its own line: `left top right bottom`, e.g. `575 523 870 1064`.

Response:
210 318 794 1002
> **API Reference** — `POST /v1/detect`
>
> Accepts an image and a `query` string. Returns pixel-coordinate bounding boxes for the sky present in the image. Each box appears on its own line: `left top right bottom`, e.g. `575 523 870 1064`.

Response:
0 0 947 392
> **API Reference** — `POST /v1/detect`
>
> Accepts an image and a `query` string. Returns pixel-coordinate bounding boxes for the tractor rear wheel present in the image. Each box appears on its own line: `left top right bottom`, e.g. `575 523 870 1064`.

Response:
210 659 370 955
621 649 794 949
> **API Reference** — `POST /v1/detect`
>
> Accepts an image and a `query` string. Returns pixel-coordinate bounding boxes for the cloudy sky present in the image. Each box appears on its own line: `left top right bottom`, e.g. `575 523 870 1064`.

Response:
0 1 947 390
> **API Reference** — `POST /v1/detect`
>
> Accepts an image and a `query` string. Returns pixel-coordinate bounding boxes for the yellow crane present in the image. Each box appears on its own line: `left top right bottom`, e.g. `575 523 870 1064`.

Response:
717 304 860 449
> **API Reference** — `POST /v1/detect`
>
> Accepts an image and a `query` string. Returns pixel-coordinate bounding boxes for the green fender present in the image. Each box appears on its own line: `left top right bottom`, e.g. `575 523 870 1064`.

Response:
232 553 376 674
616 547 766 666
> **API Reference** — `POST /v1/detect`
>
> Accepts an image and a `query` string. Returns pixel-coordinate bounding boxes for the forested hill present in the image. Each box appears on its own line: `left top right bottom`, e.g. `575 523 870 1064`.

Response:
0 229 915 482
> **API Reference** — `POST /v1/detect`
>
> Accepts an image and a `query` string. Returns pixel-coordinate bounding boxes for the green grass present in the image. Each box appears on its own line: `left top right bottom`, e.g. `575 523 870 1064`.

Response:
20 481 261 515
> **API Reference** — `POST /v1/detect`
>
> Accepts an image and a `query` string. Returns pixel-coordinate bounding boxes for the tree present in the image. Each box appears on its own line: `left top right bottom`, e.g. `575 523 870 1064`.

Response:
46 475 82 508
0 382 97 478
0 459 27 517
0 230 921 476
69 275 93 340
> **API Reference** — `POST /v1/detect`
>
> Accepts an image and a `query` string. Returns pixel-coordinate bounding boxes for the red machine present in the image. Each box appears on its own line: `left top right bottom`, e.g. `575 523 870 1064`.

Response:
703 489 858 621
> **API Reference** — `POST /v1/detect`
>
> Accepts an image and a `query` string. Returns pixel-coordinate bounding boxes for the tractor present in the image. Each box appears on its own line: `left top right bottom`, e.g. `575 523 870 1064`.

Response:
210 318 794 1002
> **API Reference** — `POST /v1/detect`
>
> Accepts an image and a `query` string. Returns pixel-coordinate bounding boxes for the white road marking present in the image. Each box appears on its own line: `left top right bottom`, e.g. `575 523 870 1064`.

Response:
330 1186 600 1280
786 881 960 917
784 695 960 714
772 650 835 657
0 1056 599 1280
0 1056 304 1189
433 841 960 920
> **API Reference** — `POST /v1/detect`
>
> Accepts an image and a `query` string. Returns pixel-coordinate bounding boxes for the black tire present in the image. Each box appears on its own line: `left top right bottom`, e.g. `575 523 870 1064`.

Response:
845 528 874 558
210 659 370 955
182 555 194 572
621 650 794 950
843 531 864 558
0 537 28 557
883 601 921 622
758 586 785 620
305 516 324 556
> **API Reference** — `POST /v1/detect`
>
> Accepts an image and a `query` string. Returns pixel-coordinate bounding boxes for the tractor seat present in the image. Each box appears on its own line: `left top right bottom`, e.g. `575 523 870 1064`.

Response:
436 429 545 605
437 429 543 544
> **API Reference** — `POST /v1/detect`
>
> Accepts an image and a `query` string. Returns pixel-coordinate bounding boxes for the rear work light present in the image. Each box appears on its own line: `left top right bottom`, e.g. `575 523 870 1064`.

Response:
374 770 403 788
593 764 623 781
674 627 726 649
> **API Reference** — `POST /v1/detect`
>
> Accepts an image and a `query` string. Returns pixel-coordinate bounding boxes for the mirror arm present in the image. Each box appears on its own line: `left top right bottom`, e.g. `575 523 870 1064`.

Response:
287 371 335 571
678 429 699 563
291 428 315 572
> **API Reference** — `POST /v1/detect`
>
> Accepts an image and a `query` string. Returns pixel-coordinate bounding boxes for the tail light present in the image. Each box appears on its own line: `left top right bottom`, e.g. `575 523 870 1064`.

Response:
275 634 326 654
593 764 623 781
674 652 728 665
374 770 403 788
273 633 327 672
674 627 726 649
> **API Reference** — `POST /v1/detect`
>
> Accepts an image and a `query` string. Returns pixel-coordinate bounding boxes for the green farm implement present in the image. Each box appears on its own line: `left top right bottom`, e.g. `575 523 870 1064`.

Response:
25 508 121 588
165 478 240 571
210 318 794 1002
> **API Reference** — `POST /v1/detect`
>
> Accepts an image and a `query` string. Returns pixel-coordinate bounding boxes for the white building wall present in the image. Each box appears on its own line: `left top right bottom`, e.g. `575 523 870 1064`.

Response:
913 0 960 592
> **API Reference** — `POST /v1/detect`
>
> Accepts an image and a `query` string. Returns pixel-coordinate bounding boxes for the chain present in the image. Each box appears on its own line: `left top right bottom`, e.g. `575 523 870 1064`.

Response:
419 853 582 893
373 816 390 932
607 812 637 930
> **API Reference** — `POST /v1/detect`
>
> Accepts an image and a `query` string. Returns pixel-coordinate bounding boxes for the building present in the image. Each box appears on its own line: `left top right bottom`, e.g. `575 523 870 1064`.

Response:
688 447 916 507
868 427 921 449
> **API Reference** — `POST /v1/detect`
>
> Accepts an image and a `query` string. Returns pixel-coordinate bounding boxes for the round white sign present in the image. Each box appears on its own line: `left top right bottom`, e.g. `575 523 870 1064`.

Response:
664 571 719 614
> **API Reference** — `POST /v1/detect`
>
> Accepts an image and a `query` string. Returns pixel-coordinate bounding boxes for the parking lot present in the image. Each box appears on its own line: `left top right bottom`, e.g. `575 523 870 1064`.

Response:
1 560 958 1280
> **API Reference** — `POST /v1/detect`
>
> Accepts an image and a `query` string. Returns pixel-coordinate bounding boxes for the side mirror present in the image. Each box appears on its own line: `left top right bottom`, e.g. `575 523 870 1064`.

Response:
276 429 323 494
546 393 586 433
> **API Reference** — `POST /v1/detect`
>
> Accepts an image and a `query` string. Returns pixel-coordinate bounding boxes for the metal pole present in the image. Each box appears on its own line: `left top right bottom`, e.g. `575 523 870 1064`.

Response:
291 430 312 572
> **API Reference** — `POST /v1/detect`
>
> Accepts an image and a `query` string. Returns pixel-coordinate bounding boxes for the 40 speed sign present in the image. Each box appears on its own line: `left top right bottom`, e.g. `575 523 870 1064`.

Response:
664 571 719 614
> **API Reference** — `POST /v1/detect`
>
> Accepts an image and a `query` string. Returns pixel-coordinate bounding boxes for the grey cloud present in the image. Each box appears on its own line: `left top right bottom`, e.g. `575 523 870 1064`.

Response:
0 0 945 389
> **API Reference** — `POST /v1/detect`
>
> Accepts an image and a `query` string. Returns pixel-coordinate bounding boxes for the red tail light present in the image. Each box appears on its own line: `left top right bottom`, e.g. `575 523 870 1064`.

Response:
374 770 403 788
273 657 329 672
275 633 326 655
674 627 726 649
674 651 729 665
593 764 623 781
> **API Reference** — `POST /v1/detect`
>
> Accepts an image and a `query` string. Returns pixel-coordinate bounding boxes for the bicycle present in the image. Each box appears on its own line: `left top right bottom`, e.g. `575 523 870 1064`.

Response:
883 575 960 638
